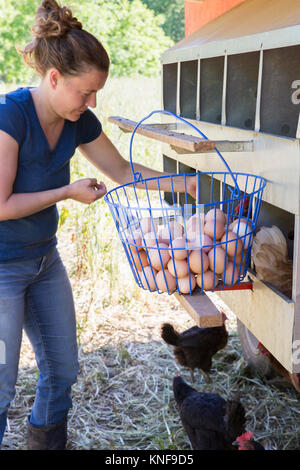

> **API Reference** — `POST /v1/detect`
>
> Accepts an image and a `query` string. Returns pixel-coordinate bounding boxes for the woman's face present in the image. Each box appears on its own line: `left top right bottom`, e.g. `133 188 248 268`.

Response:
49 66 108 121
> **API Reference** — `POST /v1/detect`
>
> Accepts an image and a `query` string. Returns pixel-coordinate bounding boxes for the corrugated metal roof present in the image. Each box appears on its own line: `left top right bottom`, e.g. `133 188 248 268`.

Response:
162 0 300 63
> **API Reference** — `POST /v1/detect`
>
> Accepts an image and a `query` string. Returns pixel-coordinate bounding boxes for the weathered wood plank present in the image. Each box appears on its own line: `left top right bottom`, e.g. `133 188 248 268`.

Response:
109 116 213 152
174 288 223 328
109 116 253 154
171 140 254 154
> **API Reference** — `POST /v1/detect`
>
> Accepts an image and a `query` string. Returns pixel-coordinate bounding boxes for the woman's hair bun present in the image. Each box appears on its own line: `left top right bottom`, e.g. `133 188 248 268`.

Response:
32 0 82 39
21 0 109 76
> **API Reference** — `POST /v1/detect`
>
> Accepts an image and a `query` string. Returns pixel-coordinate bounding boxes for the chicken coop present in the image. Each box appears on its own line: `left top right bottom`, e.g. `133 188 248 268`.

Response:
109 0 300 378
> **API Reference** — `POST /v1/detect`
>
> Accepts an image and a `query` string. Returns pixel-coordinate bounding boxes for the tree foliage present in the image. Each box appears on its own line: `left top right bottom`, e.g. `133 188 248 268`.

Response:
0 0 36 82
0 0 173 83
73 0 173 77
140 0 185 43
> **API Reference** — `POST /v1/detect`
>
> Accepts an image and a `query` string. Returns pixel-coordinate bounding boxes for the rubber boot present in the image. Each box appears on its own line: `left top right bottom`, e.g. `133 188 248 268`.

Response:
27 417 67 450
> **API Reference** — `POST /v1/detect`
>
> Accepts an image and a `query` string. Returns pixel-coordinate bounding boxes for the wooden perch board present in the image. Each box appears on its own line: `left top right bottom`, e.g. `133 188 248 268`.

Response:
174 288 223 327
109 116 253 153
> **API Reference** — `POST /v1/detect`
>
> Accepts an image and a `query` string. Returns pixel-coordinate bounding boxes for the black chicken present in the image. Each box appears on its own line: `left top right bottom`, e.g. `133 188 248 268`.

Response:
173 375 246 450
161 313 228 382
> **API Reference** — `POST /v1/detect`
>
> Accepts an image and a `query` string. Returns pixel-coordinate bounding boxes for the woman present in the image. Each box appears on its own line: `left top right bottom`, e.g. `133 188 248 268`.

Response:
0 0 196 450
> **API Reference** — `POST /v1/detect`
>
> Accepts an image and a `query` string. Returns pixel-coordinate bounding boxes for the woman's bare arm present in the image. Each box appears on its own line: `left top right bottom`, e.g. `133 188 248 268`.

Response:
0 130 106 221
79 131 197 198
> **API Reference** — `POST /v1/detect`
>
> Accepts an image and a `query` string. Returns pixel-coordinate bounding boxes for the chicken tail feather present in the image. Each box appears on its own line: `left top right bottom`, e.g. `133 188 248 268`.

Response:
161 323 180 346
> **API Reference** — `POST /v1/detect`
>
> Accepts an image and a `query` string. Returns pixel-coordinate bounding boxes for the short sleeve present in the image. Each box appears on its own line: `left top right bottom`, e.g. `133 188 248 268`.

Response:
0 96 26 145
76 108 102 146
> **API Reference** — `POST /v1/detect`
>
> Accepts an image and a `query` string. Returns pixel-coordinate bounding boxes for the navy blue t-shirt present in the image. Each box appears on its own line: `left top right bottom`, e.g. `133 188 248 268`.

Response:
0 87 102 262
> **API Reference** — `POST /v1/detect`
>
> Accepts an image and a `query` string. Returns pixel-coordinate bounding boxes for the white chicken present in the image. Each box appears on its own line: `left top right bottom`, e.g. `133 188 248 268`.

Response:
252 225 293 298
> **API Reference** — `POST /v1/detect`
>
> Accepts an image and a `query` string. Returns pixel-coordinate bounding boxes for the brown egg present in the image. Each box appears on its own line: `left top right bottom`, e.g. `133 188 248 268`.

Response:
221 231 243 258
230 252 248 274
132 249 149 271
177 274 196 294
167 258 189 278
185 226 200 245
139 266 158 291
208 247 227 274
186 213 205 237
188 250 209 274
238 257 248 275
156 269 177 293
158 221 184 244
168 237 188 260
187 233 213 253
231 220 252 250
204 220 225 241
228 251 243 265
148 243 170 271
229 217 252 231
205 208 227 225
222 262 240 286
126 229 143 256
196 270 219 291
228 217 252 233
141 231 158 248
139 216 158 235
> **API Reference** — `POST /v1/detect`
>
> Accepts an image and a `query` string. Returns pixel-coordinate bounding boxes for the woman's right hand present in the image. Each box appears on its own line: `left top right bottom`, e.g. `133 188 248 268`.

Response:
67 178 107 204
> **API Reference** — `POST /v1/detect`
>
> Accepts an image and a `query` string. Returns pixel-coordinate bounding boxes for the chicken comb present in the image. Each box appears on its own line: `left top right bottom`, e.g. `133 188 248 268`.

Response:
221 312 227 321
236 432 254 442
257 342 268 355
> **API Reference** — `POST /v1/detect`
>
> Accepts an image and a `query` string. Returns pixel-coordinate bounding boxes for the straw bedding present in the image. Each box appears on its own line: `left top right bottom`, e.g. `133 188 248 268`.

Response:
2 232 300 451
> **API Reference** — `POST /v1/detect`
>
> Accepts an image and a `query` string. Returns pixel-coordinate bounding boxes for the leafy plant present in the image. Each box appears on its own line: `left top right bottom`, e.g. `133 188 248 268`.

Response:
0 0 37 83
73 0 173 77
0 0 173 83
141 0 185 43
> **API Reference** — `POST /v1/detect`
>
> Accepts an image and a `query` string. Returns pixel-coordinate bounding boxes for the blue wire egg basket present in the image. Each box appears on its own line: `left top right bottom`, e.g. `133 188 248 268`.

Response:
104 110 266 295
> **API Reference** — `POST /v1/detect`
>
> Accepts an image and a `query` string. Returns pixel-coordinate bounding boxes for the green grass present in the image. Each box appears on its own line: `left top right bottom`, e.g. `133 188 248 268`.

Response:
56 74 164 303
4 77 300 451
2 76 164 305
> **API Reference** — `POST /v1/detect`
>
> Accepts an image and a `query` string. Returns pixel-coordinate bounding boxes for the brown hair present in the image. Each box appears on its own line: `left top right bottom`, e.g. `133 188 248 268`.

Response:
21 0 110 76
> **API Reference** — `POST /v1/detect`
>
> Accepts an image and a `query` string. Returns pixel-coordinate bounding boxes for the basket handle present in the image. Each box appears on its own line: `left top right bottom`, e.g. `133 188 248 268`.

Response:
129 109 241 198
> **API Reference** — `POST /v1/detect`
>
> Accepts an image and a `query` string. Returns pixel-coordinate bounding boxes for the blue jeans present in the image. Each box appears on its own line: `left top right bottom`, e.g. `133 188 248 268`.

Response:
0 247 79 446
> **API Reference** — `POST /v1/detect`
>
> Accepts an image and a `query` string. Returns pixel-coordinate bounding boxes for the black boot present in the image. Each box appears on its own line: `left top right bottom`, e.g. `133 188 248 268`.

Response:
27 417 67 450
